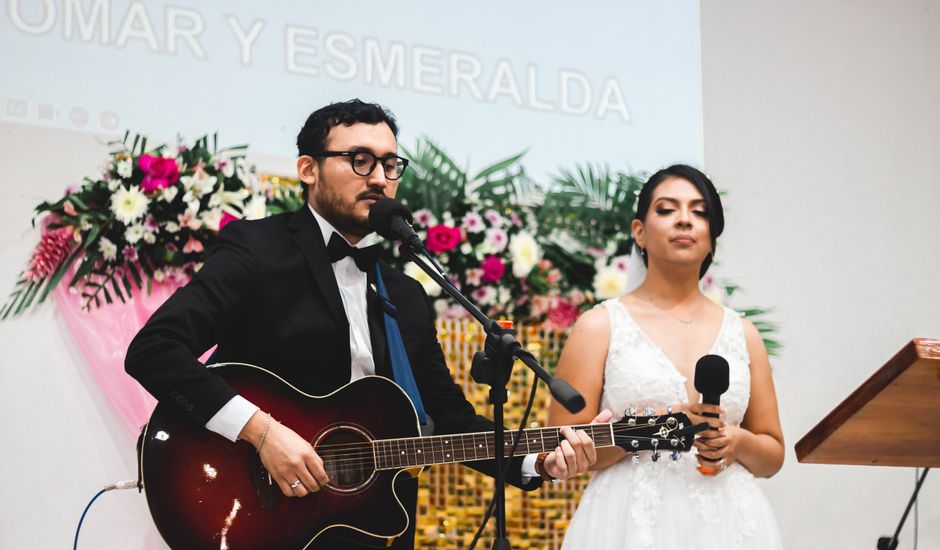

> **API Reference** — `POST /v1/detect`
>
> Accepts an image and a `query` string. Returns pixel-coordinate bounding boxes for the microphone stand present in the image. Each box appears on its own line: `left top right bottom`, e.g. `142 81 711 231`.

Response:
399 246 585 550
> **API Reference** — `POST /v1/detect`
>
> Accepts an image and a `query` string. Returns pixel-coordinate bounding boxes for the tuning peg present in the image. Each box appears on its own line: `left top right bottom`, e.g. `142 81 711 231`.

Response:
666 405 673 414
627 417 637 426
631 452 640 464
670 451 680 461
666 417 678 429
651 438 659 449
670 437 680 448
643 407 655 416
626 406 637 417
630 439 640 449
651 452 661 462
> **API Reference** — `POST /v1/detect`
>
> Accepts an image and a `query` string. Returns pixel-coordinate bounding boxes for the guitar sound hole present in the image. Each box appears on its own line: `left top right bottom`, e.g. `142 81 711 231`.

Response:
314 424 376 495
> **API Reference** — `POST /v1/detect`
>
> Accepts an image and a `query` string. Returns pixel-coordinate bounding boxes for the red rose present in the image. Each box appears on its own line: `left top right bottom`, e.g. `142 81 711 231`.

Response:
138 155 180 192
481 255 506 282
426 224 462 253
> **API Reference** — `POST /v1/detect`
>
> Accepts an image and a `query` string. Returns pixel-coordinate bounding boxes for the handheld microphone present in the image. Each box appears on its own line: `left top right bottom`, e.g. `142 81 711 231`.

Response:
693 354 729 419
368 198 426 253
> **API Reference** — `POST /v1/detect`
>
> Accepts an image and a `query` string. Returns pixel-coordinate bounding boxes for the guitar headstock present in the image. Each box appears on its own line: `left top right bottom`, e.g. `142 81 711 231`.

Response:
611 407 707 463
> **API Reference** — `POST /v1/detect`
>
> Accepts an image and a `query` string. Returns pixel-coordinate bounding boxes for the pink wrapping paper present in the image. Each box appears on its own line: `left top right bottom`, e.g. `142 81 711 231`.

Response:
53 278 212 434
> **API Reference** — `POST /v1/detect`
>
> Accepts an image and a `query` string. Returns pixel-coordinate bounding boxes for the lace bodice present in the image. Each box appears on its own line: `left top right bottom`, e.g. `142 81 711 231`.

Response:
600 298 752 428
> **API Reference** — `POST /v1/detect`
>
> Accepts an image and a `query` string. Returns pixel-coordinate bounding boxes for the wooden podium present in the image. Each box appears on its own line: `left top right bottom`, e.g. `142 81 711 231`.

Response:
796 338 940 467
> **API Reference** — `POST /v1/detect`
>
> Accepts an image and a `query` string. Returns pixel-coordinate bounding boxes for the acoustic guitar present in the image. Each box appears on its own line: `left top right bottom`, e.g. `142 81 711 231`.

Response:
140 362 703 548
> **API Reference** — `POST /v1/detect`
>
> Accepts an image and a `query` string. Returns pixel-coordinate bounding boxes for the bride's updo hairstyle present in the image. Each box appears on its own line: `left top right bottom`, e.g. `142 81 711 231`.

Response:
633 164 724 278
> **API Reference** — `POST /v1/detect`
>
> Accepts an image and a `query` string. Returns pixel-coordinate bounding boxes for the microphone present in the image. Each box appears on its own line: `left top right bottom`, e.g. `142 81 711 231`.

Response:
368 198 426 253
693 354 729 419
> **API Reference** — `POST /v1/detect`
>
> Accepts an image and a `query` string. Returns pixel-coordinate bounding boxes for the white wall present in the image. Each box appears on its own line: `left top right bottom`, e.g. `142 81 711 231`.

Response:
701 0 940 548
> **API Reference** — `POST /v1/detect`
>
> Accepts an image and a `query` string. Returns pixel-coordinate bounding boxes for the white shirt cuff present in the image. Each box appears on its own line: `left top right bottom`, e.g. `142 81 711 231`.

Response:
521 452 539 480
205 395 259 443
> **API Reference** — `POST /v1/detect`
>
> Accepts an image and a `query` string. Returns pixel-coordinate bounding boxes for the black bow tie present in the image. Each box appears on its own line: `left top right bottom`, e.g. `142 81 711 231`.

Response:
327 232 382 272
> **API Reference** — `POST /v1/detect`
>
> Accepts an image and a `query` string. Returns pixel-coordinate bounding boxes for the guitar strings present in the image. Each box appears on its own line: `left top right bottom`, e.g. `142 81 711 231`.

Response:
308 421 696 474
310 420 689 452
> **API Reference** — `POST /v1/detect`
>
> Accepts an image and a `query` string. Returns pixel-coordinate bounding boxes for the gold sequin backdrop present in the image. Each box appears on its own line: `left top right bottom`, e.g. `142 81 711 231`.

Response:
418 319 587 549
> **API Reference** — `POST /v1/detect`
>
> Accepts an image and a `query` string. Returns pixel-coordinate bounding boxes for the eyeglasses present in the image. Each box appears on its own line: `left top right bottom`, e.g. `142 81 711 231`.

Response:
313 151 410 180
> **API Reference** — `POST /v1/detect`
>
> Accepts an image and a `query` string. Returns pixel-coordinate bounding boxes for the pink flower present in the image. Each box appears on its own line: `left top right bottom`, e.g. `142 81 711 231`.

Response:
219 212 238 230
569 289 587 306
23 226 74 283
122 246 138 262
509 211 522 227
611 255 630 271
63 201 77 217
466 268 484 286
166 243 179 253
481 255 506 282
426 224 462 253
413 209 435 227
547 268 562 284
545 298 579 330
138 154 180 192
183 235 204 254
484 228 508 252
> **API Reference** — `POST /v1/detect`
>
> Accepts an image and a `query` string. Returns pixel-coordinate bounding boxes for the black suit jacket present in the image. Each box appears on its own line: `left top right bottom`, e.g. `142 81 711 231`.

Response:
126 207 539 548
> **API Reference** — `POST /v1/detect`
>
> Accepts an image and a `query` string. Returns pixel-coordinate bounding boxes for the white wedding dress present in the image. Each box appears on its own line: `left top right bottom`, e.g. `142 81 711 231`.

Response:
561 299 783 550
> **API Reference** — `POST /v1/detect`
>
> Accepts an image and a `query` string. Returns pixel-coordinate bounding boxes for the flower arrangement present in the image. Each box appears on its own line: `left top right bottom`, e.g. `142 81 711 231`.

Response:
1 133 266 318
3 133 778 354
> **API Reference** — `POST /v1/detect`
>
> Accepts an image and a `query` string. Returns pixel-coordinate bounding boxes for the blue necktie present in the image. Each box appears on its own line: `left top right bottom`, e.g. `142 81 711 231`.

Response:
374 265 428 427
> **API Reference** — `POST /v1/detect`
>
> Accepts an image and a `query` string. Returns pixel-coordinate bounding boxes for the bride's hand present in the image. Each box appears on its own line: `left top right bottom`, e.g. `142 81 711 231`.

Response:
666 403 730 475
694 424 741 476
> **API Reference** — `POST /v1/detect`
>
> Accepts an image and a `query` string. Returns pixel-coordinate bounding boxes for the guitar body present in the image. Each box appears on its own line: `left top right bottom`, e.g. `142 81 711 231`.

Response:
141 363 421 549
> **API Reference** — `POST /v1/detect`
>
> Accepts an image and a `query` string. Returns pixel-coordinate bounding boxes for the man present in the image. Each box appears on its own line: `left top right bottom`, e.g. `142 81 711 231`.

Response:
126 99 606 548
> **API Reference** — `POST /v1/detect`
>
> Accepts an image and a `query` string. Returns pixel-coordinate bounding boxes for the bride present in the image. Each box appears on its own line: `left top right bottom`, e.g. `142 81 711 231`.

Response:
549 165 784 549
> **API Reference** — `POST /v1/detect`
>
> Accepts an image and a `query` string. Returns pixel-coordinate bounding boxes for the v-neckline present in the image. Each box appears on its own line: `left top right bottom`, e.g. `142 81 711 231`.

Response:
616 299 728 395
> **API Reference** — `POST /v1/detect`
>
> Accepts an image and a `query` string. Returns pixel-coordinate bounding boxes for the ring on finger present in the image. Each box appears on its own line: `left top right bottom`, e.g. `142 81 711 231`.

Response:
290 479 302 489
718 459 726 471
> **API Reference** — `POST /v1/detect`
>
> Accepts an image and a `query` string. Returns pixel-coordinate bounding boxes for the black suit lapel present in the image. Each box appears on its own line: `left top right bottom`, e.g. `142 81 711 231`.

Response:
288 208 348 329
366 268 388 377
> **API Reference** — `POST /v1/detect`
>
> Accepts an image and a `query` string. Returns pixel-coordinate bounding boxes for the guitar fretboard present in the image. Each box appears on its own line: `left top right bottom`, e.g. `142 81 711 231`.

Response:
371 424 615 470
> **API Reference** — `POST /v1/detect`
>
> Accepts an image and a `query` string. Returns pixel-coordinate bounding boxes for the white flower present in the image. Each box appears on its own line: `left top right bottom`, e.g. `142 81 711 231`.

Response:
221 160 235 178
442 211 454 226
413 209 437 228
508 232 541 278
124 224 144 244
404 262 441 297
471 286 497 306
243 195 267 220
483 228 509 253
200 209 223 232
110 186 150 224
98 237 117 261
153 269 165 282
497 287 511 305
161 186 179 203
80 220 91 231
164 221 180 233
208 192 223 208
460 242 473 254
180 170 218 199
108 178 122 191
142 232 156 244
593 266 629 300
116 160 132 178
461 212 485 234
484 209 504 227
434 299 449 315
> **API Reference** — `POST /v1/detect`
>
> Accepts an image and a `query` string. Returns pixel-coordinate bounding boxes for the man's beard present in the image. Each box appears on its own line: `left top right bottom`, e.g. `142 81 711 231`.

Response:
317 192 372 238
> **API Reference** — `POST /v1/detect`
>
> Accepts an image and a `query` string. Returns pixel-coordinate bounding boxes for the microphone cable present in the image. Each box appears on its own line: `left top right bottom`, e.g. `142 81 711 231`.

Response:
73 479 140 550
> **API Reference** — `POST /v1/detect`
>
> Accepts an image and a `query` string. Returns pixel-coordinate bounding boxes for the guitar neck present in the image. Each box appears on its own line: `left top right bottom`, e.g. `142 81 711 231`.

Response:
372 423 615 470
